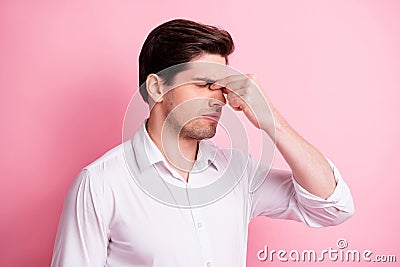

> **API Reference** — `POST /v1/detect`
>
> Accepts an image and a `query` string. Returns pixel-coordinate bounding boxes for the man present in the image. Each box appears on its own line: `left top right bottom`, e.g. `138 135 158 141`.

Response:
51 19 354 266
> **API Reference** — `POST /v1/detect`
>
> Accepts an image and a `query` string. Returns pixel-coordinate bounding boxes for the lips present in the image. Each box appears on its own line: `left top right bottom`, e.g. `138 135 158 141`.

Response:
201 112 221 121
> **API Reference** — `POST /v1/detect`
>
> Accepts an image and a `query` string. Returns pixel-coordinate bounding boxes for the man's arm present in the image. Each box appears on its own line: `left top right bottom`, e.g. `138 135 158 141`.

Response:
245 101 354 227
211 73 354 226
51 169 108 267
267 104 336 199
211 74 341 199
248 159 354 227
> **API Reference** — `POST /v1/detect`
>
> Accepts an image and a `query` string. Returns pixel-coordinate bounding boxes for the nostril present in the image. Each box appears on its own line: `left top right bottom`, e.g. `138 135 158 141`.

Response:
208 97 225 108
207 87 226 106
211 89 226 102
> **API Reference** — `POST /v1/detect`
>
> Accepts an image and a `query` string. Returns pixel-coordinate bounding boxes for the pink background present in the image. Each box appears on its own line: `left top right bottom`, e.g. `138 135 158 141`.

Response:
1 0 399 266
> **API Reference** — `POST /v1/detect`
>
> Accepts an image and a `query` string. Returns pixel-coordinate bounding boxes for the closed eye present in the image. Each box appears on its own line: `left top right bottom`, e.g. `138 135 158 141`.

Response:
192 79 216 89
195 82 213 88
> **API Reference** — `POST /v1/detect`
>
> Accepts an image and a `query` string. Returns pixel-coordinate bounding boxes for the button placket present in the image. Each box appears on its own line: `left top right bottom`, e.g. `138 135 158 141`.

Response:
189 205 213 267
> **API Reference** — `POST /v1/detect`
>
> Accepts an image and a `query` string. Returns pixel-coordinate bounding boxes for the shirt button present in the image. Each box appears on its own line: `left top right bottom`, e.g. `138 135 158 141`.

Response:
206 262 211 267
197 222 202 228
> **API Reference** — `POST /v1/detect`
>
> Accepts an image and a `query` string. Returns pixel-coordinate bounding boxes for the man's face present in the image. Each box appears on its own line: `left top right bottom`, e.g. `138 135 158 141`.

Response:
161 54 227 140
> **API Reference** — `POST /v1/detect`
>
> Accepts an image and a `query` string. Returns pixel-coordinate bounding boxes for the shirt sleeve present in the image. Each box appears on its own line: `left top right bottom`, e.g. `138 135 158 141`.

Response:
249 157 355 227
51 169 109 267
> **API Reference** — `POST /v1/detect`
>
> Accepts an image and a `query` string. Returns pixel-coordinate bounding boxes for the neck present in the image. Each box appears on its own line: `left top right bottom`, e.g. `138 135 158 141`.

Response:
146 115 198 175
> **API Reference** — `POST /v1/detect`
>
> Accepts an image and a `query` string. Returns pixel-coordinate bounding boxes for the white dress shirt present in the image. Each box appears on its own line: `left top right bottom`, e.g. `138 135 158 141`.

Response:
51 121 354 267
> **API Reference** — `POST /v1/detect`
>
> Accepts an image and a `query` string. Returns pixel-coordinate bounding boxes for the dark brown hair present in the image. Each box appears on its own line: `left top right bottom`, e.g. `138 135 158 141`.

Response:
138 19 235 102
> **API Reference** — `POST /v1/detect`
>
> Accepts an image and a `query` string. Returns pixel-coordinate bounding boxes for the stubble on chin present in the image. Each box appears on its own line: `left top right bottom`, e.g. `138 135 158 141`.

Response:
163 96 218 140
179 119 217 140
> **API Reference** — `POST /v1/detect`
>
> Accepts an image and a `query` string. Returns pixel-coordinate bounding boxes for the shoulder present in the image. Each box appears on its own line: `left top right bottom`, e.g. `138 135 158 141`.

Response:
66 141 134 205
87 142 126 167
80 141 131 181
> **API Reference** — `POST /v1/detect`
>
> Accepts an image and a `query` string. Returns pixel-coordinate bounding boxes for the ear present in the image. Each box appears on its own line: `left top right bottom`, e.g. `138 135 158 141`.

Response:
146 74 164 103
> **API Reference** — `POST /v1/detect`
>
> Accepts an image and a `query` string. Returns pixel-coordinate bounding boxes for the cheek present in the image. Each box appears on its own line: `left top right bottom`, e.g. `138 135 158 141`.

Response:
173 87 198 101
167 88 201 108
162 92 191 118
163 87 210 116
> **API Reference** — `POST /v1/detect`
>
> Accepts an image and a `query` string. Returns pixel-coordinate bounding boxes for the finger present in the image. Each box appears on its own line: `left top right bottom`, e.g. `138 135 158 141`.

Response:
209 74 250 90
227 93 247 110
228 96 240 109
224 80 251 94
226 89 246 100
211 80 249 98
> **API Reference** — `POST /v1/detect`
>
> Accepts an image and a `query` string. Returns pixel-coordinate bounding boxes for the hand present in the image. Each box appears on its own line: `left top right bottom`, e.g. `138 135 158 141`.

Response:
210 74 275 136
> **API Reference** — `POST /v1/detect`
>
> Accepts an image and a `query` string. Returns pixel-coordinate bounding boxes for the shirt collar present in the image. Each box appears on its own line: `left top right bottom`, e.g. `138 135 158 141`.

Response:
132 120 219 174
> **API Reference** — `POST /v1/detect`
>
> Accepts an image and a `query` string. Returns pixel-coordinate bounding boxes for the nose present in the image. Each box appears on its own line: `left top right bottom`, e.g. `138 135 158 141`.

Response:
207 86 226 108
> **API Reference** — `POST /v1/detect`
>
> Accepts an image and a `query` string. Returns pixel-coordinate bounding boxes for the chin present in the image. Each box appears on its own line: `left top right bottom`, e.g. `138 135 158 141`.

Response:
181 124 217 140
200 131 216 140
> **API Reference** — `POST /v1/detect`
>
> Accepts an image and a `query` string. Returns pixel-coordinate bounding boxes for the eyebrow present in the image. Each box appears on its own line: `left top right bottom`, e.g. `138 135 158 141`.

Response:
192 77 217 83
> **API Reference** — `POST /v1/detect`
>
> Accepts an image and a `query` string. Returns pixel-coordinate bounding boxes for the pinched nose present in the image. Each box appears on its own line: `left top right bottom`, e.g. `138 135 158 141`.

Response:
208 88 226 108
